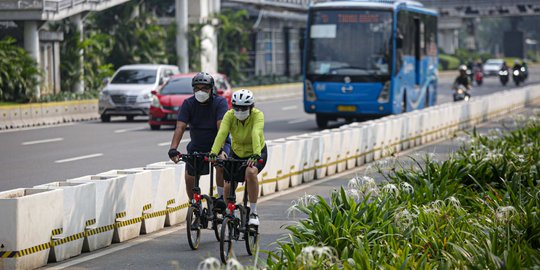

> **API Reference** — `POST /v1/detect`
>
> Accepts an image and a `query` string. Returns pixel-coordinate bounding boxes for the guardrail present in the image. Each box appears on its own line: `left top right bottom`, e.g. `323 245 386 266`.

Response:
0 84 538 269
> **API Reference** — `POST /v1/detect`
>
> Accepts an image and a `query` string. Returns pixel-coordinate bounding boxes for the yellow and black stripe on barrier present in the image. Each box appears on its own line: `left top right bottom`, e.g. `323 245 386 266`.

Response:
166 202 190 213
86 218 96 227
50 232 85 247
116 212 126 219
0 242 50 258
167 199 175 205
142 204 152 212
52 228 63 236
85 224 115 237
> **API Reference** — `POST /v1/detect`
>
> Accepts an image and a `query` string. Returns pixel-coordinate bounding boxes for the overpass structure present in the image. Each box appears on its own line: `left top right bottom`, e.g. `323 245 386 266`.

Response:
0 0 130 98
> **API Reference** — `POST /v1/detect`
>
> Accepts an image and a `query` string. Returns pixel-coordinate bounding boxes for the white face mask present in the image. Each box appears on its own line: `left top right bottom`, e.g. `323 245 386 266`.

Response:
194 91 210 103
234 110 250 121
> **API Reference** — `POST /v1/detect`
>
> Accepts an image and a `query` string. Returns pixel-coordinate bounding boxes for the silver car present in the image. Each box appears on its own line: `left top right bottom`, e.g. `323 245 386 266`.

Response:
482 59 504 77
98 64 180 122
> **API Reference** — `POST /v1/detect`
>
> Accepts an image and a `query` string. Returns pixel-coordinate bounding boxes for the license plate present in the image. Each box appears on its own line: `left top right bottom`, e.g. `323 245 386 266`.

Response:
116 106 131 111
167 114 177 120
337 105 356 112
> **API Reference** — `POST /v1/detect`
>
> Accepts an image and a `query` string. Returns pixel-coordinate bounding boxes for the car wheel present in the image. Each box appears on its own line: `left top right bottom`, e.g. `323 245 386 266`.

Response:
126 115 134 121
150 124 160 130
100 114 111 122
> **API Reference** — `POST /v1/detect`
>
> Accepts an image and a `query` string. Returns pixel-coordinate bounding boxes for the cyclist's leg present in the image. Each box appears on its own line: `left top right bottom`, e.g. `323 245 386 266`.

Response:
245 167 259 204
185 172 195 200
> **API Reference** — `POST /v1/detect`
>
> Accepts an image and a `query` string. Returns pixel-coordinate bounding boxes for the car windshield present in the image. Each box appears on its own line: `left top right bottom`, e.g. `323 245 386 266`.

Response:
160 78 193 95
486 60 503 65
111 69 157 84
307 9 392 76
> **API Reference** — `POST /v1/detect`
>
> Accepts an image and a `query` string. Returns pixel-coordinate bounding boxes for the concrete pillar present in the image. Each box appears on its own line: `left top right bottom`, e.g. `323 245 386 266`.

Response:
176 0 189 72
438 29 459 55
201 25 217 73
71 14 84 93
24 21 41 99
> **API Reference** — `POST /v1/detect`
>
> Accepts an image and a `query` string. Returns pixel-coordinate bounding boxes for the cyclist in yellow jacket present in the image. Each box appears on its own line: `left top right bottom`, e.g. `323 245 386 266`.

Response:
209 89 267 226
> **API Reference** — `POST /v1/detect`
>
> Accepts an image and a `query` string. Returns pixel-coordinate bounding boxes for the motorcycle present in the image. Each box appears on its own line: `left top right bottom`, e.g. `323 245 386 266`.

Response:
474 69 483 86
453 84 470 102
499 69 509 86
513 68 524 86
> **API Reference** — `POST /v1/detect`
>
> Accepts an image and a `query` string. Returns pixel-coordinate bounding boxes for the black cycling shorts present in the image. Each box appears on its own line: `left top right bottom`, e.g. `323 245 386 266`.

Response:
225 145 268 182
185 154 210 177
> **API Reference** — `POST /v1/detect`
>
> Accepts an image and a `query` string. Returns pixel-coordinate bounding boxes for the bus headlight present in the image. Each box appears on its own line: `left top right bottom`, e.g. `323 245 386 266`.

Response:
377 81 390 103
305 79 317 102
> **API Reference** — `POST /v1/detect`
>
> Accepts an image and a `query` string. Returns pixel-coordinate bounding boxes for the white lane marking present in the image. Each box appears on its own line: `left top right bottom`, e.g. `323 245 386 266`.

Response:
54 153 103 163
0 123 75 134
43 132 457 269
281 105 298 111
22 137 64 145
114 127 146 133
288 118 309 124
157 138 191 147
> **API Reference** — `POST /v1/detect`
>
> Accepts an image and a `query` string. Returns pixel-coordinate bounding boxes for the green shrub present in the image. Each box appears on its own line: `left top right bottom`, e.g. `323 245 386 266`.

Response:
0 37 41 102
439 54 460 70
265 115 540 269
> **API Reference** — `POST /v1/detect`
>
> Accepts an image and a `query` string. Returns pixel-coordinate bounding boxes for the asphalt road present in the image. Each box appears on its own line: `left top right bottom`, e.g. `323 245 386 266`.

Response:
0 69 538 192
42 96 540 270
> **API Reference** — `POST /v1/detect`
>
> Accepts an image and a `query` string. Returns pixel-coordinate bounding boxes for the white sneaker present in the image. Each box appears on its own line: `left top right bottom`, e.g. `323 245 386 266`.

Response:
248 213 259 226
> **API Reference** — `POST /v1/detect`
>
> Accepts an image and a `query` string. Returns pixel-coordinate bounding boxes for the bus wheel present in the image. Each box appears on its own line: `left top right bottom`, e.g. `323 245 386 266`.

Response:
316 114 329 129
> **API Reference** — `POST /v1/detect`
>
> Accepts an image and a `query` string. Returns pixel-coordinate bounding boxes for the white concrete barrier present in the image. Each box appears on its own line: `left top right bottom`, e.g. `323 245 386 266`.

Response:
270 139 292 191
330 128 348 173
33 181 95 262
338 126 358 170
97 169 152 243
288 134 317 183
0 188 63 270
283 136 306 187
67 175 120 252
146 161 187 226
132 167 177 234
259 142 280 196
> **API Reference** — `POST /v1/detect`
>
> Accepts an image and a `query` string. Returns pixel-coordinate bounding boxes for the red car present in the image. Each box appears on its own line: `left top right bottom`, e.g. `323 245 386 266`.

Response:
148 73 233 130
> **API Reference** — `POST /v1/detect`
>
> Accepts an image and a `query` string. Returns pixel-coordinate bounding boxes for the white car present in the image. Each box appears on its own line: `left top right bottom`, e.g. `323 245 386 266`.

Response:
482 59 504 77
98 64 180 122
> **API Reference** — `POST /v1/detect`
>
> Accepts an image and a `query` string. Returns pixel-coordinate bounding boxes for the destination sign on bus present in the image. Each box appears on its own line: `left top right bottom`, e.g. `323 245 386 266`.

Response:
315 11 384 24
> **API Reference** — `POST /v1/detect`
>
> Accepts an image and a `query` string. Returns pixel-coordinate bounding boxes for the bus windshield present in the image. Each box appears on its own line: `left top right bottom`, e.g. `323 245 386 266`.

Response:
307 9 392 76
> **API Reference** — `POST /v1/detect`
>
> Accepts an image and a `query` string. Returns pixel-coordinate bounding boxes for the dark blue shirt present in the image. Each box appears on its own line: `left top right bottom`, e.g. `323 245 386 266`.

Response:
177 95 230 153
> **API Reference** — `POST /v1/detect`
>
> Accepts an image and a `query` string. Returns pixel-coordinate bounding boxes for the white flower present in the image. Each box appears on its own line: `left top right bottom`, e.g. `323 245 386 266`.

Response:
399 182 414 194
197 257 222 270
394 208 416 228
287 193 318 218
382 183 399 197
495 206 517 222
297 246 337 266
225 258 244 270
445 196 461 209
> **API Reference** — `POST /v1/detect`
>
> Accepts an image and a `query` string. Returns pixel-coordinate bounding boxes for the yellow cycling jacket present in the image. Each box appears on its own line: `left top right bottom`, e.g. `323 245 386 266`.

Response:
211 108 265 158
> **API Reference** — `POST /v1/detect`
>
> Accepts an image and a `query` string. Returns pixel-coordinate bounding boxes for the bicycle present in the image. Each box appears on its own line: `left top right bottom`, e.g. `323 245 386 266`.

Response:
178 152 225 250
213 157 261 263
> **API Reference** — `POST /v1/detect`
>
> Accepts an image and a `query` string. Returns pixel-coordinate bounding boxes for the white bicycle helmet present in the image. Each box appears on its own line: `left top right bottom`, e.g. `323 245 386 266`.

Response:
232 89 255 106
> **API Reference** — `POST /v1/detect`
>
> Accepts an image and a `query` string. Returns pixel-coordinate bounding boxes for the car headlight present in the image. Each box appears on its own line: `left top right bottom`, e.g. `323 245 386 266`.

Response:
99 90 109 100
138 93 153 102
151 95 161 108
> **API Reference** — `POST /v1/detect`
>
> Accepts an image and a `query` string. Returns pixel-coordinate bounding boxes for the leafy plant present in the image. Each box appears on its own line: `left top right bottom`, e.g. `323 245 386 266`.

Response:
0 37 41 102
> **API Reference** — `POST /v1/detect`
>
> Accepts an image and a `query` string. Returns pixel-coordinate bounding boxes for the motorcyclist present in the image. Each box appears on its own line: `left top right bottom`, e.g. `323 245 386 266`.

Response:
522 60 529 80
453 65 472 90
500 61 509 72
513 59 523 73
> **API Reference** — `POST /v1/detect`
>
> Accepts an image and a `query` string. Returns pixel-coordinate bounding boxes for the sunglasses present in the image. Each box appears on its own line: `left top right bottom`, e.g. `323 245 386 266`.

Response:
232 105 250 111
193 86 211 91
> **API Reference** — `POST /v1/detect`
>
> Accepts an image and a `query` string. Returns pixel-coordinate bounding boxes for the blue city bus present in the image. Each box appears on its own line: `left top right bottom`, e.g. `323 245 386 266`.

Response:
303 0 438 128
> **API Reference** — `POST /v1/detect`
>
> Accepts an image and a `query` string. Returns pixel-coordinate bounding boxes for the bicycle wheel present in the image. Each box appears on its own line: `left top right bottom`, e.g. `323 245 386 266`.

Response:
186 206 201 250
219 217 234 263
245 224 259 255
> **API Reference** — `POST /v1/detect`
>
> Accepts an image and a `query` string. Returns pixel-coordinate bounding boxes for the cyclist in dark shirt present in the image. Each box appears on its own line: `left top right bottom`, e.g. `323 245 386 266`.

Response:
168 72 230 201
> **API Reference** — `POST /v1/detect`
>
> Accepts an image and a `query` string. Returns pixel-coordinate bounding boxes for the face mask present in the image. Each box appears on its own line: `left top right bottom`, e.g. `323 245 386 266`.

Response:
234 110 250 121
195 91 210 103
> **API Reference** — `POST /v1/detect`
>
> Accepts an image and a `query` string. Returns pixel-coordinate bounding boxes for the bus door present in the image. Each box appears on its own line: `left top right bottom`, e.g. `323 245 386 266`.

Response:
414 16 423 86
